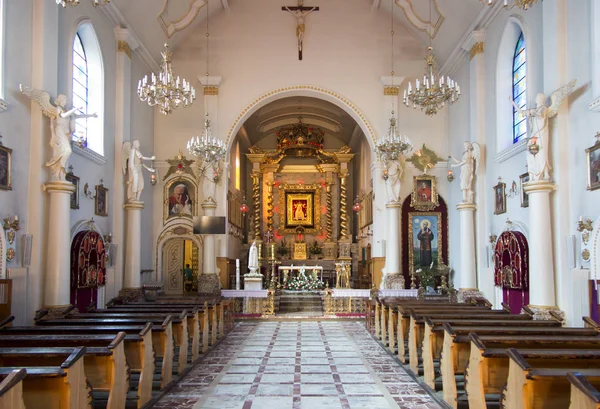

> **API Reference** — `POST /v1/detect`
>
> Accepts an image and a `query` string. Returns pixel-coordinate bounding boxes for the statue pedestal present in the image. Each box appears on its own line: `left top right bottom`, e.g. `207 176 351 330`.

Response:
44 181 75 307
244 274 263 291
123 201 144 289
381 273 405 290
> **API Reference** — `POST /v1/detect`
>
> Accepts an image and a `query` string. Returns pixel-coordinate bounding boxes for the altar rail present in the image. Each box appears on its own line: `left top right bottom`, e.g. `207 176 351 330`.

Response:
221 289 275 316
324 288 418 315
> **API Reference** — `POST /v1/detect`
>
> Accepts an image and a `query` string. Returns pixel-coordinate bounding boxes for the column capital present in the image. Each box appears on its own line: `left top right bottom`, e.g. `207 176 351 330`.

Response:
461 29 486 53
124 202 145 211
201 199 218 210
523 180 556 194
114 28 139 56
44 181 76 194
385 202 402 209
456 203 477 211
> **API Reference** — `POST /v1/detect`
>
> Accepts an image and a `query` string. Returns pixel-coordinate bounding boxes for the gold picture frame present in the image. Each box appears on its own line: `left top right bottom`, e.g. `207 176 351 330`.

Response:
278 183 322 235
408 212 442 274
163 177 197 221
0 142 13 191
586 142 600 191
519 173 530 208
65 171 80 210
95 184 108 217
494 181 507 215
410 175 439 211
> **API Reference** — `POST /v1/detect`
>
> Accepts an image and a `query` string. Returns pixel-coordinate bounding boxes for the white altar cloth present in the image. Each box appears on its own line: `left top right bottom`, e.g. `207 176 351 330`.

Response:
221 290 268 298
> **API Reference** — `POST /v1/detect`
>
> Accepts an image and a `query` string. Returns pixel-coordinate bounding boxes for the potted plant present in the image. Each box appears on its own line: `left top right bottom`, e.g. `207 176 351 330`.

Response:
276 239 289 258
308 240 322 259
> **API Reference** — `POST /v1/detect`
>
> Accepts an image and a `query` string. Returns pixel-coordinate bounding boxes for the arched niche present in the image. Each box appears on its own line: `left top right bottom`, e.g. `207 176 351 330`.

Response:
155 224 203 291
493 230 529 314
70 230 106 311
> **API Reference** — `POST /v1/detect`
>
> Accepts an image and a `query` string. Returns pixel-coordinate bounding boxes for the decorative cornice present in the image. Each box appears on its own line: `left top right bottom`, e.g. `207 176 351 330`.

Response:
117 41 132 59
204 86 219 96
588 96 600 112
441 3 502 76
493 138 527 163
384 87 399 96
469 42 485 61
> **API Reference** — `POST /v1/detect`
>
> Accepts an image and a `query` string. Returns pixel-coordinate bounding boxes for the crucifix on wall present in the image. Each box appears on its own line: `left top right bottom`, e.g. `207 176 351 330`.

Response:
282 0 319 60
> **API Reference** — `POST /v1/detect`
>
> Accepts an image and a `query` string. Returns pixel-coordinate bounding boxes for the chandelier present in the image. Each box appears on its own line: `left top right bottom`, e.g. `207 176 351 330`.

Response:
480 0 538 10
403 46 460 116
376 112 413 162
187 114 226 164
55 0 109 6
137 43 196 116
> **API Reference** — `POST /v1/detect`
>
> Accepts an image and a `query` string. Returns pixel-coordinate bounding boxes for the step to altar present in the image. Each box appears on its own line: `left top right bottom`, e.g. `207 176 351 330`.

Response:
278 291 324 315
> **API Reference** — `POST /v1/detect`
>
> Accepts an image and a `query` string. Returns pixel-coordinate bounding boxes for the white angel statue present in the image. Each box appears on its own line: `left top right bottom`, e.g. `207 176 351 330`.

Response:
450 141 481 203
20 85 97 180
383 155 406 203
122 140 155 202
510 79 576 181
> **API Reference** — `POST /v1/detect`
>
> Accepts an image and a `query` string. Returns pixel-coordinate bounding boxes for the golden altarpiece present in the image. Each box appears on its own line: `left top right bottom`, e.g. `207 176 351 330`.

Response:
245 118 356 285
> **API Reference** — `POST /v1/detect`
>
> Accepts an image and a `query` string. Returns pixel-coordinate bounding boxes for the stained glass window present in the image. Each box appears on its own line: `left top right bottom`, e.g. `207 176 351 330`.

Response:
512 33 527 143
72 33 88 147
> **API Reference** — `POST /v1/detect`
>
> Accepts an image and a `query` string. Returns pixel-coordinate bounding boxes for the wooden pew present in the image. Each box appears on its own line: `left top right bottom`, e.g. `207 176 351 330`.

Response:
0 347 90 409
36 316 175 388
503 348 600 409
466 334 600 409
0 368 26 409
439 319 562 408
0 323 155 407
568 372 600 409
0 333 129 409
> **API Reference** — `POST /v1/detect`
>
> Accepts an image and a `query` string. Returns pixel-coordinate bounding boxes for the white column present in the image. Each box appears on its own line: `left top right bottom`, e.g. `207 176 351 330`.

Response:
199 200 221 294
43 182 75 307
381 202 404 289
113 29 139 296
457 203 477 290
370 162 387 258
525 181 557 307
123 202 144 289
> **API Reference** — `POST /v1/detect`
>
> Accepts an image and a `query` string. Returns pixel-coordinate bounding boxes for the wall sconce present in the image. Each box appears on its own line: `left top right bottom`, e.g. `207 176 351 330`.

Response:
103 233 112 244
527 136 539 156
577 216 595 263
3 215 19 262
447 156 454 182
577 217 594 233
489 234 497 244
507 180 519 198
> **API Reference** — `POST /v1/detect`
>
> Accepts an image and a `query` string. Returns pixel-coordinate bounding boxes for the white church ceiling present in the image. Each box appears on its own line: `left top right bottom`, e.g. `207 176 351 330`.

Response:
109 0 488 69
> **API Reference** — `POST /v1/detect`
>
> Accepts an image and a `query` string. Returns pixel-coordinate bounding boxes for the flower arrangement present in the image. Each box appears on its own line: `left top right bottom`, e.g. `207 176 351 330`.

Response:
416 262 436 289
308 240 322 255
276 239 289 257
284 268 325 291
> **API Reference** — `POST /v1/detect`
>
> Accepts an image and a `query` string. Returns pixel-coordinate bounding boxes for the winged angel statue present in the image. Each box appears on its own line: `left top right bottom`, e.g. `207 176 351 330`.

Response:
20 85 97 180
122 140 155 202
450 142 481 203
510 79 577 181
383 155 406 203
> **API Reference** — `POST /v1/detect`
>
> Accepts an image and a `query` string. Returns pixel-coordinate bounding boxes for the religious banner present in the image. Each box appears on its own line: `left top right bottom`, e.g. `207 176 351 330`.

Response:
407 212 442 275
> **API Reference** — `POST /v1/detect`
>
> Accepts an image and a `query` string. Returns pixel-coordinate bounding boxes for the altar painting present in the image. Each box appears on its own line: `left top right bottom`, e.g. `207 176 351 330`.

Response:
286 192 314 227
408 212 442 274
278 183 322 235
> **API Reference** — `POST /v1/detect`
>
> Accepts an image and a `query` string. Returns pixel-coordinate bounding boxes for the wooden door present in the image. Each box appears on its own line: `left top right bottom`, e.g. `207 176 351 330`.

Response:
164 239 184 295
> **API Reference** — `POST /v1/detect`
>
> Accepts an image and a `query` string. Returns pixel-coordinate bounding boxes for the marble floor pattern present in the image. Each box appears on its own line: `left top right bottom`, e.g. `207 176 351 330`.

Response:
152 321 441 409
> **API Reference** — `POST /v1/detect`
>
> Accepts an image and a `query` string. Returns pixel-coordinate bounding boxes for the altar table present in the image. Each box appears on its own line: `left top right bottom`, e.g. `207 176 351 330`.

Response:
279 265 323 282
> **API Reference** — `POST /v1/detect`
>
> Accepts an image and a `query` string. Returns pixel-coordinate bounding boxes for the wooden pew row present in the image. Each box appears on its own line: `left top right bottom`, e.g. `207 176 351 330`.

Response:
465 333 600 409
0 323 155 406
439 318 561 408
0 368 26 409
36 316 175 388
503 348 600 409
568 372 600 409
0 347 90 409
422 321 595 391
0 333 128 409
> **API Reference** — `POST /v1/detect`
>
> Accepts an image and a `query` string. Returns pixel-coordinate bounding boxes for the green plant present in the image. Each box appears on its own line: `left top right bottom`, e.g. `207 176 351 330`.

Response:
276 240 289 256
308 240 322 255
416 266 436 288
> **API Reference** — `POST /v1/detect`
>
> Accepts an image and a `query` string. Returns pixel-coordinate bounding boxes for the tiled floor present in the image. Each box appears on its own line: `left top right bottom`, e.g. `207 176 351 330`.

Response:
152 321 441 409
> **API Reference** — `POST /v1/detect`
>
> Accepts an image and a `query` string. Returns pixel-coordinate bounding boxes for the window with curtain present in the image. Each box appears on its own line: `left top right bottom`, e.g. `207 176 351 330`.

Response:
512 32 527 144
72 33 89 147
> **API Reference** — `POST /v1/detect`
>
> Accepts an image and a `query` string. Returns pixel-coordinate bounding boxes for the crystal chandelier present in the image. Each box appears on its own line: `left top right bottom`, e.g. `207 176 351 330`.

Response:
376 112 413 162
137 43 196 116
403 46 460 116
55 0 109 7
187 114 226 164
480 0 538 10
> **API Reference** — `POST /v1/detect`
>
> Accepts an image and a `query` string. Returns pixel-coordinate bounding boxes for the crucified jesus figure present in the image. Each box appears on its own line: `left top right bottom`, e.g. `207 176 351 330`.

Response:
284 6 317 55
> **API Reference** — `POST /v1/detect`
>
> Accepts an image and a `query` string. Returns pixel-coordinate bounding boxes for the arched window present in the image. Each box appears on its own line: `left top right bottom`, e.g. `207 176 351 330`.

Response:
512 33 527 144
72 23 104 157
72 33 89 146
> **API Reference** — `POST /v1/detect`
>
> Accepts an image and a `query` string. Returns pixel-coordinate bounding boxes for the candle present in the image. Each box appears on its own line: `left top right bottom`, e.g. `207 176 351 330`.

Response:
236 259 240 268
14 215 18 221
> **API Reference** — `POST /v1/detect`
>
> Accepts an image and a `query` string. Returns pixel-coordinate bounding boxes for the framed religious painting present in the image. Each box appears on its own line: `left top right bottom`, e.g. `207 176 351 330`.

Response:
278 183 322 235
494 181 506 215
164 178 196 220
586 142 600 191
408 212 442 275
65 171 80 209
410 175 439 211
519 172 530 208
95 184 108 217
0 141 13 191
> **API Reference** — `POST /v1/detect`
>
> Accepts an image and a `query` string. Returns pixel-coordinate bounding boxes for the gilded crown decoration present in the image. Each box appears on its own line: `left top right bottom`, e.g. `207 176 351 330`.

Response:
276 116 325 157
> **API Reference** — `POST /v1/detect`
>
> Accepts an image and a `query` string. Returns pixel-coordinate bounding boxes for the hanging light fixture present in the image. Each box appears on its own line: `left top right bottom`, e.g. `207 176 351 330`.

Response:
240 195 249 215
377 0 413 163
137 43 196 116
403 0 460 116
353 195 363 213
479 0 538 10
56 0 109 7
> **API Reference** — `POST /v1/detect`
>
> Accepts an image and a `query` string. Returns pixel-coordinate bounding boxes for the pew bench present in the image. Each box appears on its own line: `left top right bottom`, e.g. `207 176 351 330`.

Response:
0 368 26 409
568 371 600 409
